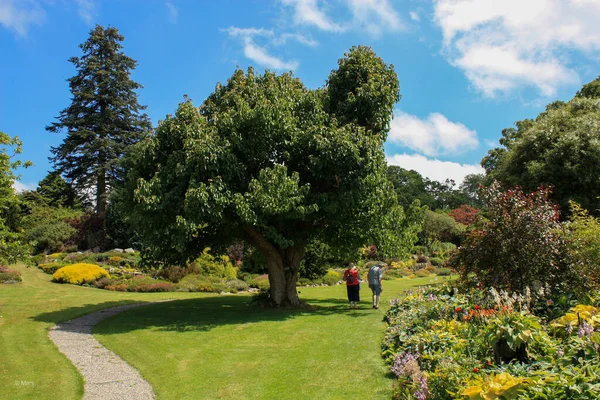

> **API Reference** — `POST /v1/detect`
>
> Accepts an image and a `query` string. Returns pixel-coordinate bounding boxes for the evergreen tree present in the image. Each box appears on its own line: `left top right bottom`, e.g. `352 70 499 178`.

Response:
47 25 151 214
37 171 81 209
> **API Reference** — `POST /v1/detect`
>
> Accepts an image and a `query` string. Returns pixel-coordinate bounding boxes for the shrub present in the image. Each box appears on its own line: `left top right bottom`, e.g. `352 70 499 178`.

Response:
52 263 109 285
415 269 431 277
429 257 444 267
225 279 249 292
297 277 313 286
436 267 452 276
248 274 270 290
191 248 238 280
63 252 87 263
38 262 66 274
566 202 600 289
0 265 21 283
178 274 228 293
322 270 342 285
424 264 437 273
107 256 124 266
419 210 466 246
449 204 481 225
448 182 576 293
412 245 428 255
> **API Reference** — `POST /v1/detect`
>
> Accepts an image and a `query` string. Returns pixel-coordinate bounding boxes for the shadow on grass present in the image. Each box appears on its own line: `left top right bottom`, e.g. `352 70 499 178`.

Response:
31 294 376 335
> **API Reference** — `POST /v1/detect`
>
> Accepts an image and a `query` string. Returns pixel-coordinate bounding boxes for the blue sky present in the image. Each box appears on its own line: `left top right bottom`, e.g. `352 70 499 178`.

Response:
2 0 600 191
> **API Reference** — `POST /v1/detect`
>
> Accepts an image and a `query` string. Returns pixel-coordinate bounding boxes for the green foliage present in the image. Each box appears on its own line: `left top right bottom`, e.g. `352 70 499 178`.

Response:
483 78 600 216
36 171 81 209
190 248 237 280
566 202 600 289
121 46 415 305
420 210 465 246
20 201 81 253
46 25 151 213
0 132 31 264
322 269 342 285
38 262 66 274
449 182 578 293
429 257 444 267
437 268 452 276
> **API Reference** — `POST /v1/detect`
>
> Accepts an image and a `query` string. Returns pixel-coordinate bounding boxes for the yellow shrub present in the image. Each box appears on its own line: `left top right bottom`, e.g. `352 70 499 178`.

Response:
461 373 526 399
108 256 124 266
48 253 64 259
53 263 109 285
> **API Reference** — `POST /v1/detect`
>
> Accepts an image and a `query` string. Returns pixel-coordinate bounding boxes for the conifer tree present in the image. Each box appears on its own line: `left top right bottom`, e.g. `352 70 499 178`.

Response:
47 25 151 214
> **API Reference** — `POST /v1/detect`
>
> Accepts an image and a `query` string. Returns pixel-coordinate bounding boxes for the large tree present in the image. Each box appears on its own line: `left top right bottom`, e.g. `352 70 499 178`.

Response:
47 25 151 214
123 46 416 306
0 132 31 263
482 77 600 215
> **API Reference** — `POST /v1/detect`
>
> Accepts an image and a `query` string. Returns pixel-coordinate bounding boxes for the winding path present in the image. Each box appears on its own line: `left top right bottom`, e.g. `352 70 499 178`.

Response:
49 303 156 400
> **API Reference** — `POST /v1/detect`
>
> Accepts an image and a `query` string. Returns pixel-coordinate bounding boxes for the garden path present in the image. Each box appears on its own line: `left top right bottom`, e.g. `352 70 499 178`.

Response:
49 303 159 400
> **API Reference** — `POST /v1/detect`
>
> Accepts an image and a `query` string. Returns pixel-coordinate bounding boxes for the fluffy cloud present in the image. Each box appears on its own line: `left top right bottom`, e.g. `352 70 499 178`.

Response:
433 0 600 97
389 111 479 157
0 0 45 36
281 0 404 36
223 26 317 70
387 153 484 184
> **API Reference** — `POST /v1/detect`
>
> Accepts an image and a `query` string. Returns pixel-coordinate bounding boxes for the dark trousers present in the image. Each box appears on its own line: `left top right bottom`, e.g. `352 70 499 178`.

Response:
347 284 360 302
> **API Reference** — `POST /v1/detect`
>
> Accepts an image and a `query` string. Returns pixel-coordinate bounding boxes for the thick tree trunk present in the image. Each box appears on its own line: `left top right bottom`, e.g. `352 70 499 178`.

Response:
96 170 107 214
244 226 305 307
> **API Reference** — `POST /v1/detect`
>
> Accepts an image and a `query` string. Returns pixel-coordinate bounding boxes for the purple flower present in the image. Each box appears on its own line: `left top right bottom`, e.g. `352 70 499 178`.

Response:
414 375 429 400
566 324 573 335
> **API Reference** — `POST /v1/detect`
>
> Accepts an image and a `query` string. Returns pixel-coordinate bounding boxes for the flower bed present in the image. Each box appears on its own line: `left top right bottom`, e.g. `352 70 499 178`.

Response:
383 285 600 399
0 265 22 283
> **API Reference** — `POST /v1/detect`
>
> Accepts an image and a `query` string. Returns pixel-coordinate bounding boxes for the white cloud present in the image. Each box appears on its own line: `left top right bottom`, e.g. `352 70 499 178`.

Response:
409 11 420 22
242 37 298 70
281 0 345 32
13 180 36 193
433 0 600 97
389 111 479 157
223 26 317 70
387 153 484 184
347 0 405 36
75 0 95 25
165 2 178 23
0 0 45 36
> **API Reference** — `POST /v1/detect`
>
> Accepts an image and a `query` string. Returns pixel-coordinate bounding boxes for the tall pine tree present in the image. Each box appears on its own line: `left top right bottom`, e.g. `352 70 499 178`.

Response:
47 25 151 214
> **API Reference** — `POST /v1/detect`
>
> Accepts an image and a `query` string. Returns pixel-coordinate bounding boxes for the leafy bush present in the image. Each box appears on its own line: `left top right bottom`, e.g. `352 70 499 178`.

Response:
429 257 444 267
415 269 431 277
449 204 481 225
20 203 81 254
177 274 228 293
424 264 437 273
100 275 176 292
322 269 342 285
52 263 109 285
449 182 578 293
436 268 452 276
107 256 124 266
416 254 428 263
248 274 270 290
63 252 87 263
566 202 600 289
0 265 21 283
190 248 238 280
38 262 66 274
225 279 249 292
420 210 466 246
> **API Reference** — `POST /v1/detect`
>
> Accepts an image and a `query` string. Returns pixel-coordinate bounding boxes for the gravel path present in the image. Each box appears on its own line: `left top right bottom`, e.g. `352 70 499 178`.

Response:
49 303 157 400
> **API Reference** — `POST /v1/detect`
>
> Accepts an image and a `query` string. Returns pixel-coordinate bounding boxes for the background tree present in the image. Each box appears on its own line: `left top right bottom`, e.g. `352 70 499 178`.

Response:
47 25 151 214
0 132 31 263
482 77 600 216
123 46 416 306
37 171 81 209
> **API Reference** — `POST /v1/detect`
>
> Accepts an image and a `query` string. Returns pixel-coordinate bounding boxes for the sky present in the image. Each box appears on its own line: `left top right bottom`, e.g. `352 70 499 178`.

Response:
2 0 600 192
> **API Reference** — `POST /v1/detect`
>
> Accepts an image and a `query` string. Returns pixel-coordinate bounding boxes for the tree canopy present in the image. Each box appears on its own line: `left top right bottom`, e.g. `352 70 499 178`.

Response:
47 25 151 214
123 46 416 305
482 77 600 216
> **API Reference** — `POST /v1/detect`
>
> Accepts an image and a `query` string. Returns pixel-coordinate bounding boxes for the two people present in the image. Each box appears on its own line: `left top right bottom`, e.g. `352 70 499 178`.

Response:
343 262 384 309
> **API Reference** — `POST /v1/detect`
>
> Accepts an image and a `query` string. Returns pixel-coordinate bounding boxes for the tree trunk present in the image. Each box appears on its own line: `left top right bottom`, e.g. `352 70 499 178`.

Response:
96 169 106 214
244 226 305 307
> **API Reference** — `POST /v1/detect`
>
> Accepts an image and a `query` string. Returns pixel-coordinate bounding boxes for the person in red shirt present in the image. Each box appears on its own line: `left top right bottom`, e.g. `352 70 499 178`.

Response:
343 263 360 309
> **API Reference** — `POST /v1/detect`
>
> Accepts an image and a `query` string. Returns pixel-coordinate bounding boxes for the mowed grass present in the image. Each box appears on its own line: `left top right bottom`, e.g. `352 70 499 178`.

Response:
94 276 450 400
0 264 209 400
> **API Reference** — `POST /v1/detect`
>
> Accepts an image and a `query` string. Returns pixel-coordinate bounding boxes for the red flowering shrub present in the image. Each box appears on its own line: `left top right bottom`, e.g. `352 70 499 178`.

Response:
448 182 578 293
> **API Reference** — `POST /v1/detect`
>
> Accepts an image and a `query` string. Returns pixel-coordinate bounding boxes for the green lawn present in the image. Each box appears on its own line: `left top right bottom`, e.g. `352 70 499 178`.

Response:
0 264 208 400
0 264 449 399
94 276 449 400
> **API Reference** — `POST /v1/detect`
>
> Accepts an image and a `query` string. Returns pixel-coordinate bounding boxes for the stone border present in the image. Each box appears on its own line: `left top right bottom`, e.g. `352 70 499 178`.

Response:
49 303 157 400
